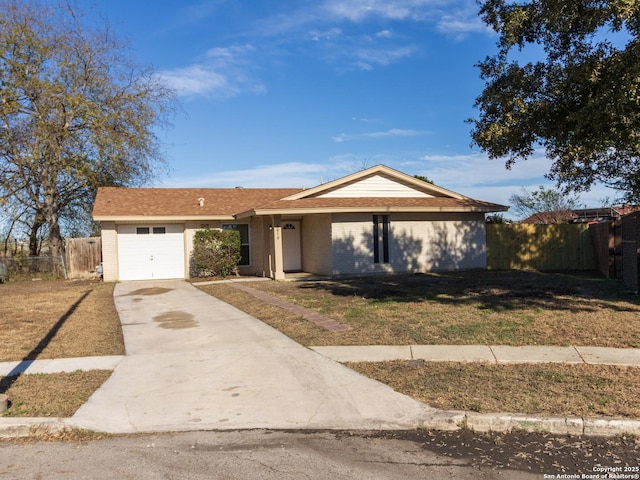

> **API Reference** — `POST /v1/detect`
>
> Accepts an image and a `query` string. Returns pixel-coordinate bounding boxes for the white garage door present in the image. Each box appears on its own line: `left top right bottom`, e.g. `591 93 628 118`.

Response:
117 224 185 281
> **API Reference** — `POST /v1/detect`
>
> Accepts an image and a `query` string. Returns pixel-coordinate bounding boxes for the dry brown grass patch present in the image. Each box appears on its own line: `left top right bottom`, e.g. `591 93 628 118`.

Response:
349 361 640 418
0 370 112 417
0 280 124 361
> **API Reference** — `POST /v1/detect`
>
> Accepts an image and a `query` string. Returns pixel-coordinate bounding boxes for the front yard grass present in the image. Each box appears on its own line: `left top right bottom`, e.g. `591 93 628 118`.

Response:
348 361 640 419
197 270 640 419
196 270 640 347
1 279 124 417
0 371 112 417
0 280 124 361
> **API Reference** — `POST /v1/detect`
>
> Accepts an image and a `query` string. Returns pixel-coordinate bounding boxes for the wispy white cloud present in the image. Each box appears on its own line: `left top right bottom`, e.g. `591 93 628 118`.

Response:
158 65 229 97
375 29 394 39
250 0 484 71
333 128 430 142
158 44 266 98
161 0 490 97
321 0 449 22
436 6 494 38
166 162 331 188
309 28 342 42
350 45 417 70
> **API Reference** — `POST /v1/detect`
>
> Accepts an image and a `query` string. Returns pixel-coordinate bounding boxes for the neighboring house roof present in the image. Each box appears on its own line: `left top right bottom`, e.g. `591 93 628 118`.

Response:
520 205 640 224
520 210 575 224
92 164 508 221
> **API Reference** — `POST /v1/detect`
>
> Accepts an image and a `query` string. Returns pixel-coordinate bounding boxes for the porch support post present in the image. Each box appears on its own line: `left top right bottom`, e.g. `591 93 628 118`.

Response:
271 225 285 280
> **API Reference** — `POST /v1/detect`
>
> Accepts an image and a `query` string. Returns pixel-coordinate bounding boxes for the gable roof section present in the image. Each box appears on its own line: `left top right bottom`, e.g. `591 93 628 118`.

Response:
236 165 507 217
92 187 302 221
282 164 467 200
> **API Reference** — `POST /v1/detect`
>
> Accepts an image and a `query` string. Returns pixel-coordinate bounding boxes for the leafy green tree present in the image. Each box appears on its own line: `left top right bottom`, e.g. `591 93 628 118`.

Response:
485 213 510 224
470 0 640 201
509 186 580 223
413 174 434 184
192 229 241 278
0 0 175 257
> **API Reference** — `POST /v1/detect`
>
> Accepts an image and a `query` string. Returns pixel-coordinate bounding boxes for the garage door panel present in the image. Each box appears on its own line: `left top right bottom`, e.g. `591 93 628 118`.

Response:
118 224 185 280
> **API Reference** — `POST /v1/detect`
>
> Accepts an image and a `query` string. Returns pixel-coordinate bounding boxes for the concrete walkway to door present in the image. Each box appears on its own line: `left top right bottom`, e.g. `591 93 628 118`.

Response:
69 280 437 434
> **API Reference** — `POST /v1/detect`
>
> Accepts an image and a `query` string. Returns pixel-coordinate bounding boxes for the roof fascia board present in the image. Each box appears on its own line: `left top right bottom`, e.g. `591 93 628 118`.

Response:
93 215 236 222
250 205 508 215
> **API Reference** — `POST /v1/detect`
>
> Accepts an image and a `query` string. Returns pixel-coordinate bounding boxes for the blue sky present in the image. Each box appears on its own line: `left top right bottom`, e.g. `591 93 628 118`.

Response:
86 0 617 213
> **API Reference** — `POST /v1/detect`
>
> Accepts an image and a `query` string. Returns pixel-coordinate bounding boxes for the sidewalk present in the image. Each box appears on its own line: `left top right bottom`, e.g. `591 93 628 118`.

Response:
2 344 640 378
310 344 640 366
0 356 124 377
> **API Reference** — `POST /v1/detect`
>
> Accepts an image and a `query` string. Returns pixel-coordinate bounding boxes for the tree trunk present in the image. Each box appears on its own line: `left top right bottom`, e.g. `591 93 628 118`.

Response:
48 217 62 258
43 181 63 258
28 214 45 256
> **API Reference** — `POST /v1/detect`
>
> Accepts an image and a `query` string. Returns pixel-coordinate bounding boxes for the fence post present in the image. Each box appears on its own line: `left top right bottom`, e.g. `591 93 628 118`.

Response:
60 254 68 280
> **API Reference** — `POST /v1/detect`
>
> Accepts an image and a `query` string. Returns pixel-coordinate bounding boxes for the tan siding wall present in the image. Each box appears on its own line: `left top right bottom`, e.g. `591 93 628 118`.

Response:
331 213 487 276
301 214 332 275
391 213 487 271
245 216 264 276
100 222 118 282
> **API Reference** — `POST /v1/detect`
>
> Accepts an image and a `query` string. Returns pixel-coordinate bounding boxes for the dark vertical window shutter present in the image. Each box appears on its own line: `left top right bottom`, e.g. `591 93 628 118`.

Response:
382 215 389 263
373 215 380 263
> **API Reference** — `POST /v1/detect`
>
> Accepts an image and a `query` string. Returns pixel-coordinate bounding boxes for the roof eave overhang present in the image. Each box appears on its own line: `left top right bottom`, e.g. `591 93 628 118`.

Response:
242 205 509 216
93 215 236 222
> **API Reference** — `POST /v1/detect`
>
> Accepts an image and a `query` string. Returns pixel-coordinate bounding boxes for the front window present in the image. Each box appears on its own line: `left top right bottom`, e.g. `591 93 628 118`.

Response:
222 224 250 265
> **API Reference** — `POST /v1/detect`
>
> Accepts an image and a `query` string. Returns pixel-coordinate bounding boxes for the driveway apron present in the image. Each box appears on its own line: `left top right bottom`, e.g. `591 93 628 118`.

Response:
70 280 435 433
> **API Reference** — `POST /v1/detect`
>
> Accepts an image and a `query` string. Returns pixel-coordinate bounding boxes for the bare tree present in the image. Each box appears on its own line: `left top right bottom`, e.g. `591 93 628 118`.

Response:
0 0 176 257
509 186 580 223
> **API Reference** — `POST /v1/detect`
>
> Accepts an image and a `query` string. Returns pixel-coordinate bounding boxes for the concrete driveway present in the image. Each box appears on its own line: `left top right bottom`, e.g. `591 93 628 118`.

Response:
70 280 436 433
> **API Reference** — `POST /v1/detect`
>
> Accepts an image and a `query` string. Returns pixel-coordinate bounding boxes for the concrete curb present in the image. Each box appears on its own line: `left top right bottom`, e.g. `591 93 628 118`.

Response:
2 363 640 438
422 410 640 437
0 418 67 438
2 412 640 439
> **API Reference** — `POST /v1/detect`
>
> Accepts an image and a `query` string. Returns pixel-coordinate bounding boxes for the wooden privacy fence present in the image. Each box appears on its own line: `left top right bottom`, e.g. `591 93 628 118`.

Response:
64 237 102 279
486 224 596 271
622 213 640 292
589 220 622 278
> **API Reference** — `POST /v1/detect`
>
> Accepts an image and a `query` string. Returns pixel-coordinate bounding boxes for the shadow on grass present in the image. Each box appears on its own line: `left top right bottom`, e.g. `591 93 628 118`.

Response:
297 270 640 313
0 290 92 395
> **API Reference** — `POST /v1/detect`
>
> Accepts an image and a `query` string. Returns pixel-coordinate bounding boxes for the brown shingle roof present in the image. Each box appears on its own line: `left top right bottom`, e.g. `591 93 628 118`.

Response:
92 187 303 218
